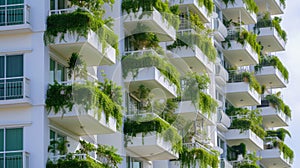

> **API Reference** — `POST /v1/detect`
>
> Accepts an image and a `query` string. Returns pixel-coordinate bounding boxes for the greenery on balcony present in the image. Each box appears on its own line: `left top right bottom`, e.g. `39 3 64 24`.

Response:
279 0 286 8
121 0 180 29
124 114 183 153
45 9 119 55
225 28 262 57
181 72 218 116
256 13 287 42
222 0 259 13
197 0 215 14
121 51 181 92
227 143 246 161
167 31 217 62
180 144 219 168
46 54 123 129
228 71 262 94
264 93 291 118
226 106 266 139
266 128 291 141
255 56 289 82
47 140 122 168
273 140 294 163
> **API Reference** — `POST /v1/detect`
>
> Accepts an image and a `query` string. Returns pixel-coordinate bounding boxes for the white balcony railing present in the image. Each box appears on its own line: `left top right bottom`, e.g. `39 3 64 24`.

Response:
49 153 101 164
0 4 30 26
48 7 77 16
0 151 30 168
0 77 30 100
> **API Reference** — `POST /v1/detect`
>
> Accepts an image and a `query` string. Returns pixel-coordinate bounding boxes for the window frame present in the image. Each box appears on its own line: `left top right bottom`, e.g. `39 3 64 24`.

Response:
49 57 67 84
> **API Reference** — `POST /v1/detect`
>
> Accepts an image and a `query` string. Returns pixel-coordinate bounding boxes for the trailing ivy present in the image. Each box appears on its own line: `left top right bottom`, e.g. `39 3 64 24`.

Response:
45 9 119 55
46 81 123 129
197 0 215 15
46 156 105 168
226 106 266 139
228 71 261 94
256 13 287 42
121 0 180 30
121 52 181 93
180 145 219 168
222 0 258 13
124 114 182 153
273 140 294 163
227 143 246 161
167 32 217 62
265 93 291 118
255 56 289 82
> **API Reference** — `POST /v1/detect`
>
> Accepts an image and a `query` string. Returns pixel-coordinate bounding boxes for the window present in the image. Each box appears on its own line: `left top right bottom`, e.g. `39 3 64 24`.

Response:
0 55 23 100
49 130 66 155
0 128 23 168
0 0 25 26
49 58 66 83
50 0 69 10
126 157 142 168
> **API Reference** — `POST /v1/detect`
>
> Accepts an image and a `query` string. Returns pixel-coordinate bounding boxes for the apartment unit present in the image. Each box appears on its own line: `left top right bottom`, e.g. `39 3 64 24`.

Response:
0 0 293 168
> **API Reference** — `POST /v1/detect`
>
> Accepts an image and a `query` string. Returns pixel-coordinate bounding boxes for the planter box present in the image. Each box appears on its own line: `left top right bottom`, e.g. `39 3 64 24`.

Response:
259 148 292 168
255 66 287 89
258 106 290 128
254 0 284 15
257 27 286 52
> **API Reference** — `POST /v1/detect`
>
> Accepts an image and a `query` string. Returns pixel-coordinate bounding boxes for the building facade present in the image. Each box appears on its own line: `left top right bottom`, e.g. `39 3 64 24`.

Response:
0 0 293 168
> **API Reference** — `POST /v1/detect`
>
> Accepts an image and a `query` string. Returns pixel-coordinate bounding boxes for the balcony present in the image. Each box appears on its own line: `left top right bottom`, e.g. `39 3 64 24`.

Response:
226 82 261 107
217 109 231 131
257 105 290 128
48 108 117 136
254 0 284 15
171 45 214 73
175 100 214 125
123 50 178 98
260 149 291 168
123 8 176 41
256 27 286 52
226 129 264 151
0 4 31 33
214 18 228 41
47 9 116 66
255 66 287 88
0 151 30 168
221 0 257 24
170 0 211 23
124 113 180 160
223 40 259 66
215 60 229 85
0 77 31 107
48 153 102 167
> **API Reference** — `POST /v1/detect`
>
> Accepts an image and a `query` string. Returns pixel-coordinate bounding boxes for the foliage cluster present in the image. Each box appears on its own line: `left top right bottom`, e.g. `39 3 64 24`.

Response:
167 32 217 62
121 0 180 29
228 71 261 94
180 145 219 168
123 114 182 153
121 52 181 93
265 93 291 118
222 0 258 13
255 56 289 82
45 9 119 55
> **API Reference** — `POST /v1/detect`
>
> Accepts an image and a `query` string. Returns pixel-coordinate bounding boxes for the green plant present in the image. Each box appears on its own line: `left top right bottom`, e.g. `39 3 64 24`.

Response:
256 14 287 42
222 0 258 13
227 143 246 161
124 114 182 153
45 9 119 55
46 156 105 168
227 107 266 139
255 56 289 82
96 144 123 168
273 140 294 163
48 138 69 155
266 128 291 141
121 0 180 29
180 145 219 168
121 52 181 93
265 93 291 118
197 0 215 15
279 0 286 8
242 72 261 94
167 32 217 62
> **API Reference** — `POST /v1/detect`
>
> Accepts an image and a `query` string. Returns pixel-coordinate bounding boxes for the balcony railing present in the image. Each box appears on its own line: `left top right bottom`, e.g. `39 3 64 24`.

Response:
0 151 30 168
0 77 30 100
48 7 77 16
49 153 101 164
0 4 30 26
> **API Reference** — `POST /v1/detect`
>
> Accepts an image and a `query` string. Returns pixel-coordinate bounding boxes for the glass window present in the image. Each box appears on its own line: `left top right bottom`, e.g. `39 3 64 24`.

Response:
49 58 66 83
6 55 23 78
50 0 67 10
0 128 23 168
126 157 142 168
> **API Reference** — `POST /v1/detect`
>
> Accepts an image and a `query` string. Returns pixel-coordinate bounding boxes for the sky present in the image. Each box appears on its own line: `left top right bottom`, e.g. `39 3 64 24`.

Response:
279 1 300 167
